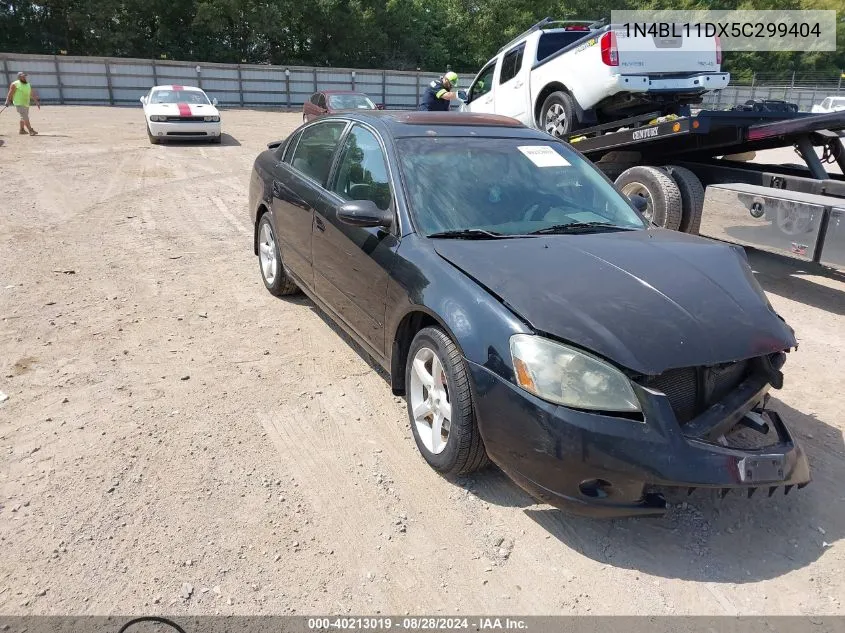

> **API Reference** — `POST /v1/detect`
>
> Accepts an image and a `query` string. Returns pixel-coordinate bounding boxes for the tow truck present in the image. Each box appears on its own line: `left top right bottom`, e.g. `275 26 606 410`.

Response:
565 106 845 271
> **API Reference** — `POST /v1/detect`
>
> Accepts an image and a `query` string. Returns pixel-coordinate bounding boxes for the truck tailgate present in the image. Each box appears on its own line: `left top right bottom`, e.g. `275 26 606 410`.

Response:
617 28 719 75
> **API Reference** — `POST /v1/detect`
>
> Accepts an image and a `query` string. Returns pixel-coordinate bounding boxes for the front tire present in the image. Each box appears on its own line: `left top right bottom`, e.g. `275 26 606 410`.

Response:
540 91 578 138
257 214 299 296
147 126 160 145
405 327 488 476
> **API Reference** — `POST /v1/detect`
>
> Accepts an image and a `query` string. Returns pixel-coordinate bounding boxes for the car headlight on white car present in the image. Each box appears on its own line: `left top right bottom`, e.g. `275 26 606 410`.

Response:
204 116 220 122
509 334 641 413
150 115 165 122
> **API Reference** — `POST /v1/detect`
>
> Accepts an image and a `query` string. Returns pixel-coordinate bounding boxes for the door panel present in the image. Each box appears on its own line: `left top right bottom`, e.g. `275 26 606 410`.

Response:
270 171 314 288
313 200 398 354
464 62 497 114
271 120 348 289
495 43 528 120
312 124 398 355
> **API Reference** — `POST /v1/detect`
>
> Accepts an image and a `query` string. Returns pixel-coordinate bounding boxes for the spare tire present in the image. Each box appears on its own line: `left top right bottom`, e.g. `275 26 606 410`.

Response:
662 165 704 235
615 166 683 231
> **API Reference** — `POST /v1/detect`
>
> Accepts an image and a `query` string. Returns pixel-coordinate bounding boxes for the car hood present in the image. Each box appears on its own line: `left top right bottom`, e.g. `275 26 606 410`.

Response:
145 103 219 117
432 229 796 375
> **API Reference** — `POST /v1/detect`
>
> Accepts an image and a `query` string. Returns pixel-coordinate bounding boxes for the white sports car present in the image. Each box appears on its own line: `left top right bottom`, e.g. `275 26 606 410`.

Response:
140 85 222 144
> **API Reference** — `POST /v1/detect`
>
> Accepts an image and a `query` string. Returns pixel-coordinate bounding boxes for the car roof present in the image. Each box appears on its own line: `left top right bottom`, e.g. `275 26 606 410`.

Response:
152 85 205 92
327 111 550 139
320 90 370 95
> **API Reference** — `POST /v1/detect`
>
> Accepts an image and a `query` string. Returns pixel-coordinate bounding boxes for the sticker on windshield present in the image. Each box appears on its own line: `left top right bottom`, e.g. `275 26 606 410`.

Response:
518 145 570 167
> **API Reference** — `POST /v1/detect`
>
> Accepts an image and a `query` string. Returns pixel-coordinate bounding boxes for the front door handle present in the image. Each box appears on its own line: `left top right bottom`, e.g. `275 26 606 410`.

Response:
315 216 326 232
514 81 523 89
272 180 284 198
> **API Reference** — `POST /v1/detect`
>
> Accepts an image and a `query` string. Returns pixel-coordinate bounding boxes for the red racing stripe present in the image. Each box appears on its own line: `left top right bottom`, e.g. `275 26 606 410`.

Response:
177 102 192 117
172 85 184 91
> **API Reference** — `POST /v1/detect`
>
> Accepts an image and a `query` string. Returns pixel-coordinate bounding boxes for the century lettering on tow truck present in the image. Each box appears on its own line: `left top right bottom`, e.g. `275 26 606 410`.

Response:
633 126 660 140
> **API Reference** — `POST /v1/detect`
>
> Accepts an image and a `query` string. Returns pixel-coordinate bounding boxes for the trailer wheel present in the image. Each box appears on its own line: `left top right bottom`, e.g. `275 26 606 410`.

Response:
615 166 683 231
540 91 577 138
661 165 704 234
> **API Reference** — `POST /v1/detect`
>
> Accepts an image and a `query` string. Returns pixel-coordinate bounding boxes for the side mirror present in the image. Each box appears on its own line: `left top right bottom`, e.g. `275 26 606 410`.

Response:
140 96 146 105
628 194 648 213
457 89 468 102
337 200 392 228
212 97 218 106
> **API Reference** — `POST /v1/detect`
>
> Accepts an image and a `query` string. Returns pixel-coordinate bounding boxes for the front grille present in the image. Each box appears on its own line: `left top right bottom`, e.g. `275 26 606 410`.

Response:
164 116 206 122
639 360 750 424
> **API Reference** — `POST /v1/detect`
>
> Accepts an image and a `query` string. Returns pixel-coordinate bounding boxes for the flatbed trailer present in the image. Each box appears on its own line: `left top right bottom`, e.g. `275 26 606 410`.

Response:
566 109 845 271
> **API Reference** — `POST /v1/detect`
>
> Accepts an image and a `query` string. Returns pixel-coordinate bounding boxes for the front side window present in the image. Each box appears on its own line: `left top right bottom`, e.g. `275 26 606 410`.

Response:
468 63 496 102
396 137 646 236
499 44 525 85
289 121 347 185
331 125 392 211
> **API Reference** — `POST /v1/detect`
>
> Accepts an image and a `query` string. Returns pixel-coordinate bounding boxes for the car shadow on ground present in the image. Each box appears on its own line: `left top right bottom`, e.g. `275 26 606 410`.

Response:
289 295 391 382
746 248 845 316
159 133 241 147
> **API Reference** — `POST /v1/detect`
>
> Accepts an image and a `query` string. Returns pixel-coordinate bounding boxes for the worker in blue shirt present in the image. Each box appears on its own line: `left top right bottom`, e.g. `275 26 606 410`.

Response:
419 71 460 111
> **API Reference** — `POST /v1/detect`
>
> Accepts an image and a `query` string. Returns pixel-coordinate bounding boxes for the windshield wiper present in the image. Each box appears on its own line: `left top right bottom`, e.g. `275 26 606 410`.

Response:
528 222 634 235
427 228 513 239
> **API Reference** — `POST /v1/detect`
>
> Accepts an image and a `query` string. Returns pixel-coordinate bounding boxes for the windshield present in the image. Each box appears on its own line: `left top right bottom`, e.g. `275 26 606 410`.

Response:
150 90 210 105
396 137 647 236
328 94 376 110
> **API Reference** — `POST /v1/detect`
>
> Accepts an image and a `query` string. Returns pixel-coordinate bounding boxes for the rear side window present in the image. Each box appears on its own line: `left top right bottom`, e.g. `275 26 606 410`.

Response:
536 31 591 62
289 121 348 185
283 131 301 162
499 44 525 85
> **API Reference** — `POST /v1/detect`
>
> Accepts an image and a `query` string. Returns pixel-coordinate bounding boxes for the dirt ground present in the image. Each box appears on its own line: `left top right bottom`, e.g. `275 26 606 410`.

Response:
1 106 843 616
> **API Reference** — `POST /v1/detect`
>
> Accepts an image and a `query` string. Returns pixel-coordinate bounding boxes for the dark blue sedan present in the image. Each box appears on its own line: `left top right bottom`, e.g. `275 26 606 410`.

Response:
247 111 810 518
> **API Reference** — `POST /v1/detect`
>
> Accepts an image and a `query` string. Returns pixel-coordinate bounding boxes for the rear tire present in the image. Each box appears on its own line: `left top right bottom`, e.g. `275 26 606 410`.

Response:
405 326 489 476
257 214 299 296
615 166 683 231
662 165 704 234
540 91 578 138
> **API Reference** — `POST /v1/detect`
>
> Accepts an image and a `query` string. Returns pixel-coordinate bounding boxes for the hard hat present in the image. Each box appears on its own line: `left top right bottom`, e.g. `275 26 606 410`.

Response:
444 71 459 87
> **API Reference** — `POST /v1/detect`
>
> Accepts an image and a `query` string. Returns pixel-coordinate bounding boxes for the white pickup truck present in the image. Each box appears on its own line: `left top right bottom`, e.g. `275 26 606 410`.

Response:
459 18 729 137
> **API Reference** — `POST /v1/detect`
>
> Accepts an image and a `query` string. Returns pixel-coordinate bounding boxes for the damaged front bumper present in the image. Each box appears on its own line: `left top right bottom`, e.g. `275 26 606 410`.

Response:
468 358 811 518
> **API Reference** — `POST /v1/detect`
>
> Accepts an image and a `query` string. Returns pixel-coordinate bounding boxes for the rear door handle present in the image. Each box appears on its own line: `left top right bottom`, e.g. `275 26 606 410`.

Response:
514 81 523 89
315 216 326 232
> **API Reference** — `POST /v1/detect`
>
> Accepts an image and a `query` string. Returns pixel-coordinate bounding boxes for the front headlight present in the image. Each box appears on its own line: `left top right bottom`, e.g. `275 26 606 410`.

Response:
150 115 164 122
509 334 641 413
204 116 220 122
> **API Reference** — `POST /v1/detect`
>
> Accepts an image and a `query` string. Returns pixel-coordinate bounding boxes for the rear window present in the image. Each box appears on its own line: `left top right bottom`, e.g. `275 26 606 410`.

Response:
536 31 592 62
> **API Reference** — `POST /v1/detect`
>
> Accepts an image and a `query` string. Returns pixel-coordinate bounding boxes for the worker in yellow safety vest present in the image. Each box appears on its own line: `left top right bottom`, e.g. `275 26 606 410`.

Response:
5 71 41 136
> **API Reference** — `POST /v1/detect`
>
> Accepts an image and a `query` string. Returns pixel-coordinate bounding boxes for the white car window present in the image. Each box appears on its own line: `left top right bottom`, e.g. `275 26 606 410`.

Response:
150 90 210 105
